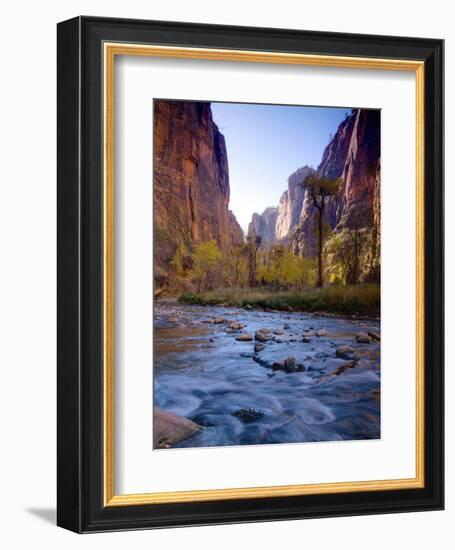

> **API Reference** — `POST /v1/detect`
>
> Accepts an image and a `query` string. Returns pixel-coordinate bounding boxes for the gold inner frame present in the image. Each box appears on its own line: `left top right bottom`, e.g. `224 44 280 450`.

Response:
103 43 425 507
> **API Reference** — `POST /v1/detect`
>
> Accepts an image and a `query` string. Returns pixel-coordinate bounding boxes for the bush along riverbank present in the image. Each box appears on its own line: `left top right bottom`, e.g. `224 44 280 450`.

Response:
178 284 380 317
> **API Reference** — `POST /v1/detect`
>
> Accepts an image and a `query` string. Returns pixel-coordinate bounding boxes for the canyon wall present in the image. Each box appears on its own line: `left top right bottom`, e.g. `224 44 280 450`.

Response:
154 100 244 286
248 108 381 281
248 166 315 245
292 109 380 267
248 207 278 244
275 166 316 242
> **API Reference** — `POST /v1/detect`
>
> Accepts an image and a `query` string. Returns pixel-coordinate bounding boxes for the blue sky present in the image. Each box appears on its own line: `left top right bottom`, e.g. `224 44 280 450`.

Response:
211 102 349 231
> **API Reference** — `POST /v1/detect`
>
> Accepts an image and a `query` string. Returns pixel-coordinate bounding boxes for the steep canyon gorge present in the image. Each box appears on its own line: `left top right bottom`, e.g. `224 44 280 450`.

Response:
154 102 380 289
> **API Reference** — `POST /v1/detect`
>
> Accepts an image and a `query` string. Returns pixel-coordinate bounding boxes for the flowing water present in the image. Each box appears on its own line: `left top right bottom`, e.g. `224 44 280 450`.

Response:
154 301 380 448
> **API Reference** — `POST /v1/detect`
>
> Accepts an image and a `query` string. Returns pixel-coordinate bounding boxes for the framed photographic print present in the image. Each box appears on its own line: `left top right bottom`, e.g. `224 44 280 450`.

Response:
57 16 444 532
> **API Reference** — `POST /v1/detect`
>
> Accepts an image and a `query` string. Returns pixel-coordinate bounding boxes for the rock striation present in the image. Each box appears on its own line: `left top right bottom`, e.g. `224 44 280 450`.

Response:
154 100 244 285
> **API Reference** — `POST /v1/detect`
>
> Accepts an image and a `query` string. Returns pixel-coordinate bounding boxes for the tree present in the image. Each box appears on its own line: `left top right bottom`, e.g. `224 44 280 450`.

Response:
325 228 366 285
305 175 341 287
231 243 249 287
189 240 223 291
246 233 261 287
170 243 191 277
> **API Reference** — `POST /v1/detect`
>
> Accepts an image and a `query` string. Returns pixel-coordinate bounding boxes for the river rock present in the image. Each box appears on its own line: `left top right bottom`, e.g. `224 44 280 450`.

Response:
368 331 381 341
332 360 359 376
255 330 272 342
245 304 253 310
213 317 226 324
154 407 201 449
284 356 296 368
273 329 284 335
335 345 357 360
356 333 371 343
254 342 266 353
235 333 253 341
232 408 264 423
227 321 245 330
316 329 327 337
272 360 285 371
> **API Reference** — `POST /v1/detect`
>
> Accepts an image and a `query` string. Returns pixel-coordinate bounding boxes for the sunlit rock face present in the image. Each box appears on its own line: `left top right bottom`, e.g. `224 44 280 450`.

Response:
275 166 316 242
291 109 381 280
248 166 315 246
248 207 278 244
153 100 244 284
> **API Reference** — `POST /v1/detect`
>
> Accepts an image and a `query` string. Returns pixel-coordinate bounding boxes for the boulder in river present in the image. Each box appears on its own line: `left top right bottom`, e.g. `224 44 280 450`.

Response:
272 360 285 371
227 321 245 330
335 345 357 360
255 330 272 342
254 342 266 353
213 317 227 324
232 408 264 423
154 407 201 449
235 333 253 341
368 331 381 341
332 360 359 376
316 329 327 337
356 333 371 343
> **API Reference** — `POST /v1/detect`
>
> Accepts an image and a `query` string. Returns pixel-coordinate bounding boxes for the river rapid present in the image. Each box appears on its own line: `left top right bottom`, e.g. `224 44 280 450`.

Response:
154 301 380 448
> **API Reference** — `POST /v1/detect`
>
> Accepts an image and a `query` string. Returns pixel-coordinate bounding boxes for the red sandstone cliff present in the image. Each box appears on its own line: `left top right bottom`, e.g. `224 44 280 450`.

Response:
291 109 381 280
154 100 244 286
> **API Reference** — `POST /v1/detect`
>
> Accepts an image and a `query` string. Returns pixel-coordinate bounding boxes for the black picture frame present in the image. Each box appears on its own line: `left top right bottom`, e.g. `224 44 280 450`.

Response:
57 16 444 533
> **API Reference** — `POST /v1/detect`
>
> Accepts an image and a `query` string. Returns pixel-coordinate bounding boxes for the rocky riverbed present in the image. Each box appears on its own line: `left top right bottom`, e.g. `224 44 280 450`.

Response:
154 301 380 449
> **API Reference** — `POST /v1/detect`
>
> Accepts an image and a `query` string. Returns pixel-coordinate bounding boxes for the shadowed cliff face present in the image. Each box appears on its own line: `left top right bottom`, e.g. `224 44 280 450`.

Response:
292 109 381 274
154 101 244 285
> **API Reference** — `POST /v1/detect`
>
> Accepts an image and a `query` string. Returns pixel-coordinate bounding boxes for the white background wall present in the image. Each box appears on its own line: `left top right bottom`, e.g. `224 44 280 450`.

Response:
0 0 451 548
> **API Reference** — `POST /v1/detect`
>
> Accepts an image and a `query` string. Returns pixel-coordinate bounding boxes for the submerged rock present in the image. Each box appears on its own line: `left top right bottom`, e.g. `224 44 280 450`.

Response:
332 360 359 376
272 360 285 371
302 336 312 343
232 408 264 423
254 342 266 353
154 407 201 449
284 356 296 368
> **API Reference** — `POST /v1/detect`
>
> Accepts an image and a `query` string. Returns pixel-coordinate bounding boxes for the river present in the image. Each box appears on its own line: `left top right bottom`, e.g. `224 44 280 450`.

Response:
154 301 380 448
